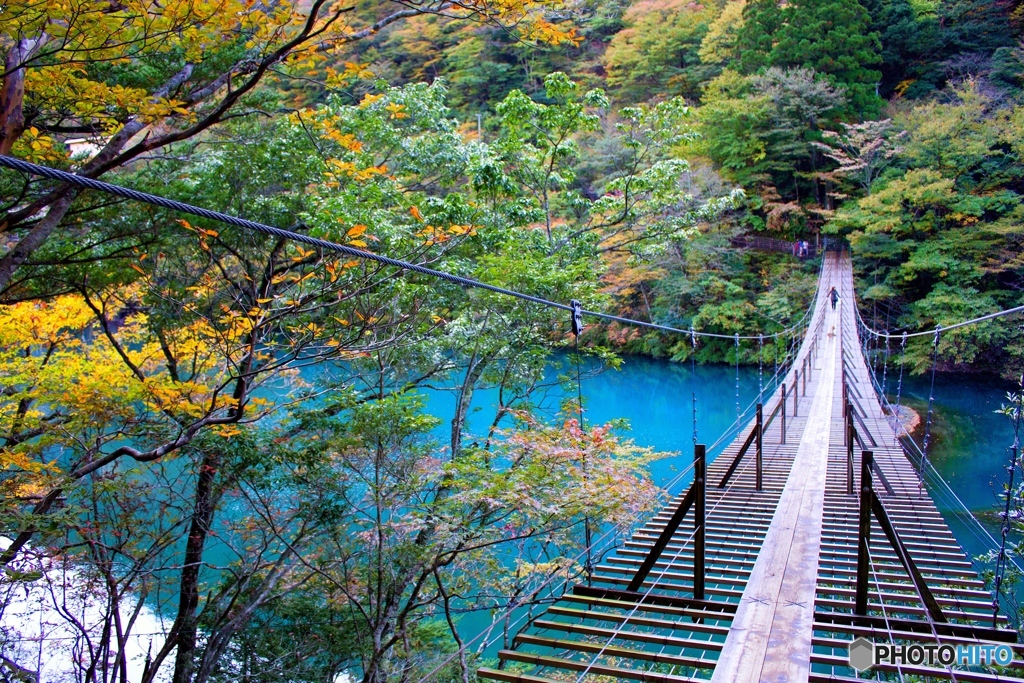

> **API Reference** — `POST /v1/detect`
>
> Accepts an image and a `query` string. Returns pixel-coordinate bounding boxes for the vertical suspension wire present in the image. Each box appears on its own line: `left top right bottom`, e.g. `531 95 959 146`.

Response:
570 301 593 580
691 327 698 446
881 334 891 398
734 332 741 425
773 333 779 389
758 334 764 402
893 332 908 447
993 375 1024 627
792 323 800 376
881 303 892 396
919 326 942 494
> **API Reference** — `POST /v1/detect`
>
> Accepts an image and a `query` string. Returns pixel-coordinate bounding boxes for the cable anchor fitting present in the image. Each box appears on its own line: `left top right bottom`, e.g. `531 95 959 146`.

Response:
570 299 583 337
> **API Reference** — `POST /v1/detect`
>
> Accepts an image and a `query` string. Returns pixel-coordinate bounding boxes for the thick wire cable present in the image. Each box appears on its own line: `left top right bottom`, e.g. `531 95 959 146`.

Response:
0 156 837 678
859 303 1024 339
0 156 812 341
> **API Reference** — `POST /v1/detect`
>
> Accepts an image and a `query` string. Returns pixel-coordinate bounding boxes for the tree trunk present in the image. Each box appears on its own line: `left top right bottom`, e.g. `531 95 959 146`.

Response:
168 449 223 683
0 190 76 293
133 446 233 683
450 351 497 461
0 35 49 156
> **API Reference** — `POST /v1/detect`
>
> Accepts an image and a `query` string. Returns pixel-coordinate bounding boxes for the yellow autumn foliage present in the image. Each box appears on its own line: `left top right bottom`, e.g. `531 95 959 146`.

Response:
0 289 250 496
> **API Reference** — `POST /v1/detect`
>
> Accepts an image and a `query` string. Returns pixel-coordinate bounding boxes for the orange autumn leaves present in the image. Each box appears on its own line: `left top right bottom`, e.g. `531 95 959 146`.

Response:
409 206 478 245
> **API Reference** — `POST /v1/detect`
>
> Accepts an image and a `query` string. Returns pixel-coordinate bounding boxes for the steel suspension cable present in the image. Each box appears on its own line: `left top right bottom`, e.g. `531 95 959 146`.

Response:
0 155 816 342
1 154 835 681
859 304 1024 339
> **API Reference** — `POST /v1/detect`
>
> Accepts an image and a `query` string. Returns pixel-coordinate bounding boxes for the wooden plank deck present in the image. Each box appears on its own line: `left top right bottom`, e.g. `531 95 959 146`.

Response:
710 273 838 683
478 251 1021 683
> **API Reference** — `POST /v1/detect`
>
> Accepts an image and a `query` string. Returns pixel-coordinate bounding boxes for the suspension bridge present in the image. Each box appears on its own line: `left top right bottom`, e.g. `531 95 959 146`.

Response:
476 250 1024 683
2 156 1024 682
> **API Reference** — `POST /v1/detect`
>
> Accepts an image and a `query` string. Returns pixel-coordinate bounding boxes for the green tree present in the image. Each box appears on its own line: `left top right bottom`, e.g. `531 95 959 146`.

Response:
689 67 846 227
699 0 748 66
866 0 941 97
736 0 882 116
827 84 1024 375
602 0 721 102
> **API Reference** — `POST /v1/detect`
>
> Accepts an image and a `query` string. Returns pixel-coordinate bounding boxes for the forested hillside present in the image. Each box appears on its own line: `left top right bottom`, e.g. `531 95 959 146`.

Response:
1 0 1024 681
334 0 1024 374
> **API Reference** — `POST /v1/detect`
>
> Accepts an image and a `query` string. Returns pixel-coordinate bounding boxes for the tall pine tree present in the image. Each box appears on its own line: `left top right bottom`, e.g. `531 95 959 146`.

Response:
737 0 882 116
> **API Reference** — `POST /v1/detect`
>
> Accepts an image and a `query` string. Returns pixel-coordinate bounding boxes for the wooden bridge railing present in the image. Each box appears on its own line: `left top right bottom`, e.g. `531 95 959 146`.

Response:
730 234 818 260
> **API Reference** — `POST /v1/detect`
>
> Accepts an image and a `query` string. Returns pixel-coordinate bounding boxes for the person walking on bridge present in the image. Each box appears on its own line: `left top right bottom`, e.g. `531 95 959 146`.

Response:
829 286 840 310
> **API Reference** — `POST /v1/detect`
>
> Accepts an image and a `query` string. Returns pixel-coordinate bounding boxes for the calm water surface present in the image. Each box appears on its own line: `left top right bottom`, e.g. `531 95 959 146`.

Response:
446 357 1022 649
436 355 1018 519
435 356 1021 561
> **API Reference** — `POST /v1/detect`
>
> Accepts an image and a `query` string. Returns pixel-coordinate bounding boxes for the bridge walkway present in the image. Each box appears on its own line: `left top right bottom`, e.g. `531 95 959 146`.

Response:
477 251 1022 683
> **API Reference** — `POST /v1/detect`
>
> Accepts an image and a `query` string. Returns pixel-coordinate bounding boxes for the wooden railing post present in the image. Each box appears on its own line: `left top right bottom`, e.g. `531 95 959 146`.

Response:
846 404 855 495
694 444 706 600
855 450 874 616
803 359 808 395
627 484 697 591
755 404 763 491
780 384 787 445
793 373 799 417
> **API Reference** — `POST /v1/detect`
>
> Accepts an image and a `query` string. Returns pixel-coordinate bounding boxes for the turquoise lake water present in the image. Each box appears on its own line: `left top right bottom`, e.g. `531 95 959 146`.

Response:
426 353 1018 520
436 355 1021 650
424 354 1020 576
420 355 768 489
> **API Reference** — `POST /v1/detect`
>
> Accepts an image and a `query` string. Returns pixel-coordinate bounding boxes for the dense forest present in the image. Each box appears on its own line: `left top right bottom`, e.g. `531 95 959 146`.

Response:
1 0 1024 681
